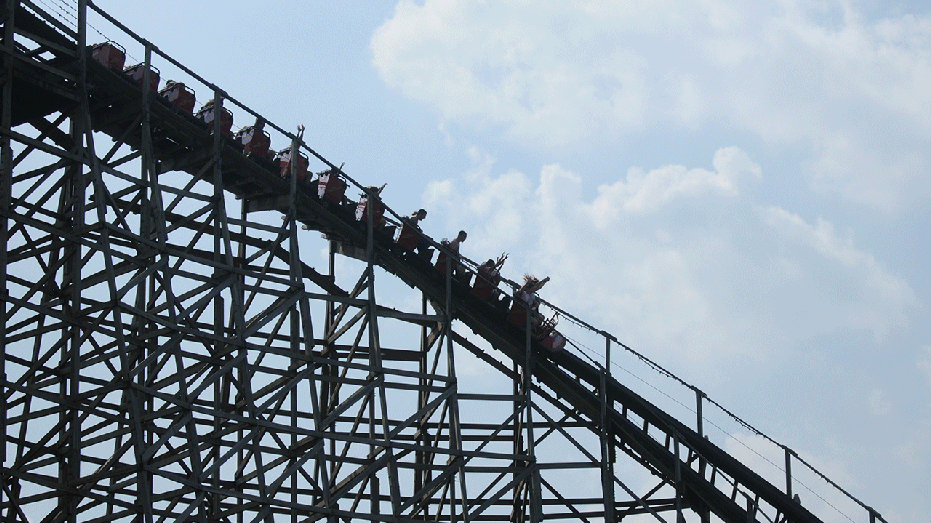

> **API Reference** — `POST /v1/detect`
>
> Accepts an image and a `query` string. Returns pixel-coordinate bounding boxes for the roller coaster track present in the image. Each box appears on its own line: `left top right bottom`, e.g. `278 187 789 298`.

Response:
0 2 888 523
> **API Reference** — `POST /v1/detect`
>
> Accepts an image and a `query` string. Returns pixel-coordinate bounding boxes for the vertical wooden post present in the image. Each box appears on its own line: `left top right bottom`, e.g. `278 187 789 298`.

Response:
0 0 16 513
599 365 615 523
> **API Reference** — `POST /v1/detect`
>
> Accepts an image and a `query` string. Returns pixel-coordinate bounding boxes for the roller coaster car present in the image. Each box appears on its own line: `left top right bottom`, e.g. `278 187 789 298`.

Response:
507 300 529 327
159 81 195 114
434 250 472 286
264 147 279 169
472 269 510 312
357 196 396 240
471 270 499 301
317 169 347 204
507 302 565 351
535 316 566 351
276 147 310 182
434 250 449 271
91 41 126 71
195 102 233 137
235 126 271 159
539 330 566 352
507 296 544 328
396 222 420 252
124 63 160 92
355 194 385 226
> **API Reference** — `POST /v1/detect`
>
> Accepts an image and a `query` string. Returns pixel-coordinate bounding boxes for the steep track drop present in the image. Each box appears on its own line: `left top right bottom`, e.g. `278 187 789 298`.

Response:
0 3 887 523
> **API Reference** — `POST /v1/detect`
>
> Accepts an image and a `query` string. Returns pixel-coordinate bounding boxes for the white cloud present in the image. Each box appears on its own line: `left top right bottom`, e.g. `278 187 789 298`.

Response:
420 149 919 378
588 146 760 222
665 72 707 126
372 1 656 145
424 178 454 205
374 0 931 211
420 152 758 368
761 206 917 339
423 149 533 255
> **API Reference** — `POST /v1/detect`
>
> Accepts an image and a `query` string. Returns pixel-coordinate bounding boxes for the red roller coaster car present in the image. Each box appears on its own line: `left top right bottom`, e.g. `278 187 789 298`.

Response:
159 81 195 114
91 41 125 71
317 169 347 204
276 146 310 183
124 63 160 92
235 125 271 159
195 101 233 137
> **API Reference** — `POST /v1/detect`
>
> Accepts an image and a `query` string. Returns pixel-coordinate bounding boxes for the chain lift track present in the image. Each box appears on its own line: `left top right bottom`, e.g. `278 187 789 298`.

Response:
0 2 888 523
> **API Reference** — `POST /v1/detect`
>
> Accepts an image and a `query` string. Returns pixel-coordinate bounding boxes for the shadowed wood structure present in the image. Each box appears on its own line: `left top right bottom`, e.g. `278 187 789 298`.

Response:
0 2 888 523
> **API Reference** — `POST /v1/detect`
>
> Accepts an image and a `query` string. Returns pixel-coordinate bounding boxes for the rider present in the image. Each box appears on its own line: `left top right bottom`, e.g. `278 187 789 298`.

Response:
517 274 550 329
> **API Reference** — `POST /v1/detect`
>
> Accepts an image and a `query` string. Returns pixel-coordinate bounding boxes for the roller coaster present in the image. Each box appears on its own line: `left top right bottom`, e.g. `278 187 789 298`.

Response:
0 2 889 522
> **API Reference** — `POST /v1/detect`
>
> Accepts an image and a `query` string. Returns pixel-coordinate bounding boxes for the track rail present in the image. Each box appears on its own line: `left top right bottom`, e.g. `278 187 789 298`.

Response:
0 2 888 523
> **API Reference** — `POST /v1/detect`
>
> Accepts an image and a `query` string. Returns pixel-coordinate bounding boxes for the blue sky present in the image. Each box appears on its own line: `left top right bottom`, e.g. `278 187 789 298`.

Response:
84 1 930 520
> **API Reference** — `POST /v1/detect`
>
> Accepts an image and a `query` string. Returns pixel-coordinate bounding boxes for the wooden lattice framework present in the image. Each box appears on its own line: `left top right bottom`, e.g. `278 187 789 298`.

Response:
0 2 889 523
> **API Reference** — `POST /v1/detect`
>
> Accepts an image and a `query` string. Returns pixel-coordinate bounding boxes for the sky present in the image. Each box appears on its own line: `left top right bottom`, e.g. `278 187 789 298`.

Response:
71 0 930 520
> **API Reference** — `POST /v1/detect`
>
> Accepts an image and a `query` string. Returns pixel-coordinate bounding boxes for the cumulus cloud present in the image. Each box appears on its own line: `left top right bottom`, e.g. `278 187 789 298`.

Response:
588 146 760 222
373 5 929 510
761 206 917 339
420 147 919 376
373 0 931 211
372 1 655 145
423 148 533 254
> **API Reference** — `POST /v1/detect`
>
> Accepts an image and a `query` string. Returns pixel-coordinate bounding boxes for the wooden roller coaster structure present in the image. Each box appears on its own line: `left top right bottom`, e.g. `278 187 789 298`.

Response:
0 2 888 523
